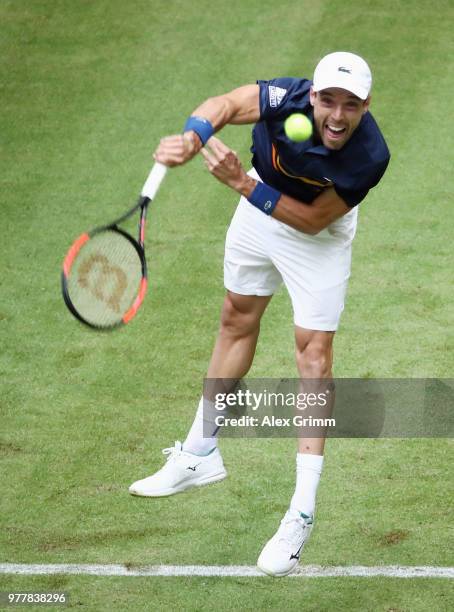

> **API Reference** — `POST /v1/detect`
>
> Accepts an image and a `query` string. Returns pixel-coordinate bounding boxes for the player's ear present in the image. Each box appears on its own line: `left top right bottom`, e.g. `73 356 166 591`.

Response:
362 95 371 113
309 87 316 106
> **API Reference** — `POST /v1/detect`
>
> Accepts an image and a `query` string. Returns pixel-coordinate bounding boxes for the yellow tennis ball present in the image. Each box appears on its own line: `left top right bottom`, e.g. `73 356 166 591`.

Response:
284 113 313 142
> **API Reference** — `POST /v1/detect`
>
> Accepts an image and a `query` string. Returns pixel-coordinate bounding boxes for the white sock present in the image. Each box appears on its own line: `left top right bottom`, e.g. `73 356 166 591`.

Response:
183 397 218 456
290 453 324 517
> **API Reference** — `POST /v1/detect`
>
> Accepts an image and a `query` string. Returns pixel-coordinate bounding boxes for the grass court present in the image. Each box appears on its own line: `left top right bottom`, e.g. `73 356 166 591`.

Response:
1 1 453 609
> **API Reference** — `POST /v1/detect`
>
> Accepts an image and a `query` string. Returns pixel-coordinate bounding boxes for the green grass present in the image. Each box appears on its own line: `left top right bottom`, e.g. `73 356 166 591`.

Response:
1 0 454 610
1 575 453 612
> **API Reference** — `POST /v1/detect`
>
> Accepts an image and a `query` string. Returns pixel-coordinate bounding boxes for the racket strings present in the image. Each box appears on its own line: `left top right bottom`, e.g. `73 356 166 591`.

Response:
65 230 143 327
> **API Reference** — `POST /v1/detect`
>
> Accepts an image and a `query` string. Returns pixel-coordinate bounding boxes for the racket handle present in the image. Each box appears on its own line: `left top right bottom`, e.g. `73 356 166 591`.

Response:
141 162 168 200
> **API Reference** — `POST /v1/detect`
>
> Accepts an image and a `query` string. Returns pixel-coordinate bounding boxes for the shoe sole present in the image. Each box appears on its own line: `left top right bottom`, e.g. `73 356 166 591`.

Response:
129 471 227 497
256 559 298 577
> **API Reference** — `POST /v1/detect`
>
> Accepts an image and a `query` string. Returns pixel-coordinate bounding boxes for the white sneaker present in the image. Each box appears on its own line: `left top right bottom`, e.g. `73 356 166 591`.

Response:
128 441 227 497
257 509 313 577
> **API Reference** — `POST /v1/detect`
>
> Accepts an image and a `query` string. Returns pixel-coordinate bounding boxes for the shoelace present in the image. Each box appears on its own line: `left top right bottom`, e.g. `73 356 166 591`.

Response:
162 441 183 461
277 513 309 550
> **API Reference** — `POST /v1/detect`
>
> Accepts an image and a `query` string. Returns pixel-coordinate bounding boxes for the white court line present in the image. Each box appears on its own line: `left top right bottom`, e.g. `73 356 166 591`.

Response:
0 564 453 578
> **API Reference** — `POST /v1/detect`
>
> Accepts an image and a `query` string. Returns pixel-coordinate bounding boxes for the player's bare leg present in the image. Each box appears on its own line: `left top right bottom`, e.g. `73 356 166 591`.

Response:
258 328 334 576
295 328 334 457
184 291 272 455
129 291 272 497
207 291 272 379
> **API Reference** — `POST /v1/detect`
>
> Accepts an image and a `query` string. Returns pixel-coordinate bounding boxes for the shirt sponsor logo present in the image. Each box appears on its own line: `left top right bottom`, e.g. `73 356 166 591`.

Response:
268 86 287 107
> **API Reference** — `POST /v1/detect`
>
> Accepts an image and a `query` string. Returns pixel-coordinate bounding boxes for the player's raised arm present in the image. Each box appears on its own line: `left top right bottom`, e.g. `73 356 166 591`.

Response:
192 84 261 127
154 85 260 167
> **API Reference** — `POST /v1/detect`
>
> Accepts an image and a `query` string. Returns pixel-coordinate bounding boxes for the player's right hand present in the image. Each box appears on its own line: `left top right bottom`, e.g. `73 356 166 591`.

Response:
154 132 202 167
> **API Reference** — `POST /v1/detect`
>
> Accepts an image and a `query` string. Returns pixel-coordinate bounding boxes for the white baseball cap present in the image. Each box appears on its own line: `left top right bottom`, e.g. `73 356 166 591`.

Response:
312 51 372 100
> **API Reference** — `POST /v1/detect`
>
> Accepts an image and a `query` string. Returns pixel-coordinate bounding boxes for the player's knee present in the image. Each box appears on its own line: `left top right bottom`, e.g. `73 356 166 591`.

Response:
219 294 261 337
296 341 332 377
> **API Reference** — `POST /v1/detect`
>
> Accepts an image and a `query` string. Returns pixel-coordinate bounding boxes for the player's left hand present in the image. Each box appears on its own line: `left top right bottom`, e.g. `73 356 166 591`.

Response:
200 136 249 193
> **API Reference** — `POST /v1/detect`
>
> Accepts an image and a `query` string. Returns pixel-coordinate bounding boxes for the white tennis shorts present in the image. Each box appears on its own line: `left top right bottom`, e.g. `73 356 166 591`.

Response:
224 169 358 331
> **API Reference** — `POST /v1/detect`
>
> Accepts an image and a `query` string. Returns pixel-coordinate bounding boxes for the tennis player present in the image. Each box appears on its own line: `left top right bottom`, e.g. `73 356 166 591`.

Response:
129 52 390 576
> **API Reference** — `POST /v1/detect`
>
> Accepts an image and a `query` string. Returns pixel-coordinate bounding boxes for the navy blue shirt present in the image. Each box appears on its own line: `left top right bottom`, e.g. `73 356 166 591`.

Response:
251 78 390 207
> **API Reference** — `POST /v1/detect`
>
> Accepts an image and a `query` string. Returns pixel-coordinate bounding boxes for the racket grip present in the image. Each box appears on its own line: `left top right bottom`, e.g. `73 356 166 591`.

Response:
141 162 168 199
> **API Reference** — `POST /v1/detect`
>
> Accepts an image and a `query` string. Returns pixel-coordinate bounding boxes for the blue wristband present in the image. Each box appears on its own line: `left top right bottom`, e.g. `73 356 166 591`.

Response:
184 116 215 146
247 182 281 215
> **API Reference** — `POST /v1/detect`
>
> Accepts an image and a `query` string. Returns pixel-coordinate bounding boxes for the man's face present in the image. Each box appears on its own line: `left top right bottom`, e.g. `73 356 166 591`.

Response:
309 87 370 150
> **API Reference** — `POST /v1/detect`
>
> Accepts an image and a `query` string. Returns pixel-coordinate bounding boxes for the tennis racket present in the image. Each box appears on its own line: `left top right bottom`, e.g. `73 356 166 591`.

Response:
61 161 168 330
